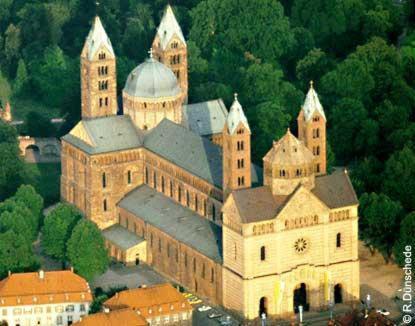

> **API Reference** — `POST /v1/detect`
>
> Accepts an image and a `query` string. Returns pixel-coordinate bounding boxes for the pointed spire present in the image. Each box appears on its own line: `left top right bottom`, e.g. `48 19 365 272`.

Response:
156 4 186 50
226 93 250 135
302 81 326 121
84 16 114 60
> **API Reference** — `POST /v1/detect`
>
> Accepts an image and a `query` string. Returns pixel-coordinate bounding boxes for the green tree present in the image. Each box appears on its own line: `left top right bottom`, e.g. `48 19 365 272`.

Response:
0 198 37 240
383 146 415 212
359 192 403 262
189 0 294 62
13 185 43 233
0 121 24 201
0 210 33 242
4 24 21 65
67 219 109 280
13 59 29 95
363 5 392 40
41 204 82 264
25 111 56 137
0 71 11 104
0 230 39 278
296 48 333 87
393 212 415 267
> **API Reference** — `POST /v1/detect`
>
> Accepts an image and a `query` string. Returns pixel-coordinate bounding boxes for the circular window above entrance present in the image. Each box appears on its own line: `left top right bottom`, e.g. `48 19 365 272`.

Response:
294 238 309 254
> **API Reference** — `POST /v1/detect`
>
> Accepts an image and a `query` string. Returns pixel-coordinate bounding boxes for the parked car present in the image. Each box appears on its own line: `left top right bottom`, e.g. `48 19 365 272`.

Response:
198 305 212 312
208 311 223 319
376 308 390 316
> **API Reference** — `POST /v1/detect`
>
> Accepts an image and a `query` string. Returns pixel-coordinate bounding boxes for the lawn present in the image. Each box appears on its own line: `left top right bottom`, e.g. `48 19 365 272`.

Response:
24 163 61 206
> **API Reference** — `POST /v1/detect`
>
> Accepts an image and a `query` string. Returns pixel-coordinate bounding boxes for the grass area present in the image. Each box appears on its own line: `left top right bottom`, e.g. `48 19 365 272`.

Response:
11 97 61 121
24 163 61 206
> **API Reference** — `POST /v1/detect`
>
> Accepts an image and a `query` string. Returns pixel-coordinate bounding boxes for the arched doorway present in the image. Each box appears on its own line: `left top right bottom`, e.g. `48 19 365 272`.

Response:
259 297 267 316
25 144 40 162
334 284 343 304
293 283 309 313
135 253 140 266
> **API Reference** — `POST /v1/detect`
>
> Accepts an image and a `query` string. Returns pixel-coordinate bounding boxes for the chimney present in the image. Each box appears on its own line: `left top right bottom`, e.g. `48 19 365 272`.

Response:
8 271 11 276
39 270 45 280
70 266 74 273
103 307 110 313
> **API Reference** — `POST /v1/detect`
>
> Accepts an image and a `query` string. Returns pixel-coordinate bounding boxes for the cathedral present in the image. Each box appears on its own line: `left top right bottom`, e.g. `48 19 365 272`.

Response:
61 5 360 319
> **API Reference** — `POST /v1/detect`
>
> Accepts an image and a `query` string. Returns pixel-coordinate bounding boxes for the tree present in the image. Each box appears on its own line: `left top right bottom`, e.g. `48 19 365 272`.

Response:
393 212 415 267
4 24 21 66
359 192 403 262
25 111 56 137
13 185 43 233
13 59 28 95
295 48 333 87
0 198 37 241
0 121 25 201
41 203 82 264
0 210 33 242
0 230 39 278
67 219 109 280
382 146 415 212
363 5 392 40
189 0 294 62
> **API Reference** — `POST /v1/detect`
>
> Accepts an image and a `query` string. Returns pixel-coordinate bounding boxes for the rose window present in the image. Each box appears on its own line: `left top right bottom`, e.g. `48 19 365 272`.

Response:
294 238 309 253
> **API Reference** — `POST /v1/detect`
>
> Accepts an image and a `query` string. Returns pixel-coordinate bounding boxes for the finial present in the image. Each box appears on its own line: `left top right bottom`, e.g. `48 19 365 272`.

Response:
148 47 154 58
234 93 238 101
310 80 314 89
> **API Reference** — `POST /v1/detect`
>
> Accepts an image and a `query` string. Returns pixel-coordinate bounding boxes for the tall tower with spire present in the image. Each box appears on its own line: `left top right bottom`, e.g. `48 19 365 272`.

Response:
152 5 188 102
80 16 117 119
297 81 327 175
222 94 251 198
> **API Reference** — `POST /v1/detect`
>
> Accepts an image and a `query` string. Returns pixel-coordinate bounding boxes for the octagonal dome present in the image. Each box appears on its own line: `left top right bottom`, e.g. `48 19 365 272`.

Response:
124 57 181 99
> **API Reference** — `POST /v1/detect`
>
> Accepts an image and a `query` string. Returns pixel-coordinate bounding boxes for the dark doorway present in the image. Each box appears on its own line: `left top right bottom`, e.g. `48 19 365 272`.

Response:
334 284 343 304
293 283 309 313
259 297 267 316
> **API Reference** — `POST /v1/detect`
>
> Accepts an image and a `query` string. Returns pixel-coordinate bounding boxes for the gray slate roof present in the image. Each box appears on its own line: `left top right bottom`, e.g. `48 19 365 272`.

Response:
183 99 228 136
63 116 262 188
62 115 144 154
102 224 145 250
145 119 262 188
312 168 359 208
118 185 222 263
124 58 181 99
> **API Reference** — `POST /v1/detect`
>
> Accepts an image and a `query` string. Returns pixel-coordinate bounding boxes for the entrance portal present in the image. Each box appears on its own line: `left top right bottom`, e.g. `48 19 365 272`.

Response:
259 297 267 316
334 284 343 304
293 283 309 313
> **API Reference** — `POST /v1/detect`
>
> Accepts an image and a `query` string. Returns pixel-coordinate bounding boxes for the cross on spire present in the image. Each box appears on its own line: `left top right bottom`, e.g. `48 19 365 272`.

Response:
310 80 314 89
148 47 154 58
234 92 238 101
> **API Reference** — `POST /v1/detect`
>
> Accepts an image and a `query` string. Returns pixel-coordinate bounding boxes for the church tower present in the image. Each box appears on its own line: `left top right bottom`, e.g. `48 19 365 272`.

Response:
152 5 188 102
297 81 327 175
222 94 251 198
80 16 117 119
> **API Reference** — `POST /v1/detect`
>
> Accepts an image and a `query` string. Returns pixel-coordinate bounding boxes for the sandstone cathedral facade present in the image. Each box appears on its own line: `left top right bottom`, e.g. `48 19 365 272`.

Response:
61 6 360 319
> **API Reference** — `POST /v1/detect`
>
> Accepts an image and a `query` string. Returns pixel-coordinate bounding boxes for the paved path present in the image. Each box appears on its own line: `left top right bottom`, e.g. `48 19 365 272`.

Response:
90 263 165 291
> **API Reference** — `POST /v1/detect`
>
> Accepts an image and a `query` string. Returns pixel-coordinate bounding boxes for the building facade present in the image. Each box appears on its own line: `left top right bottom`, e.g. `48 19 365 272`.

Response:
0 270 92 326
61 5 359 320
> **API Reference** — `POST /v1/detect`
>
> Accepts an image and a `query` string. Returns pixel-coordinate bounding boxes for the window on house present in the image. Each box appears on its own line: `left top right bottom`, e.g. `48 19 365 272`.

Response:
167 244 170 257
145 167 149 184
175 248 179 263
211 268 215 283
336 233 342 248
178 186 182 202
212 204 216 220
186 190 190 207
161 176 165 193
170 180 173 197
153 171 157 188
184 252 187 267
103 199 107 211
150 233 153 247
193 258 196 273
158 239 161 252
202 264 205 279
316 146 320 155
195 195 198 211
260 246 266 261
127 170 132 184
99 98 103 107
316 164 320 173
102 173 106 188
105 97 108 106
203 200 207 216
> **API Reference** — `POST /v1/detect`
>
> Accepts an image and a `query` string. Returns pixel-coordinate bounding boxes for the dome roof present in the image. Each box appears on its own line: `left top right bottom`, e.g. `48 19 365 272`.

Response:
123 57 181 99
263 129 314 166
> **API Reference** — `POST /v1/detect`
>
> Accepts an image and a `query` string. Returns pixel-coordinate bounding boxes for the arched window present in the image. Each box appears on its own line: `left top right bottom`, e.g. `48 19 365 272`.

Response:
202 264 206 279
260 246 266 261
103 199 107 212
296 169 301 177
161 176 165 193
316 128 320 138
193 258 196 273
153 171 157 188
102 173 106 188
178 186 182 202
316 146 320 155
316 164 320 173
336 233 342 248
99 98 103 107
195 195 198 211
186 190 190 207
211 268 215 283
184 252 187 266
203 200 207 216
158 238 162 252
145 167 149 184
212 204 216 220
127 170 132 184
169 180 173 197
